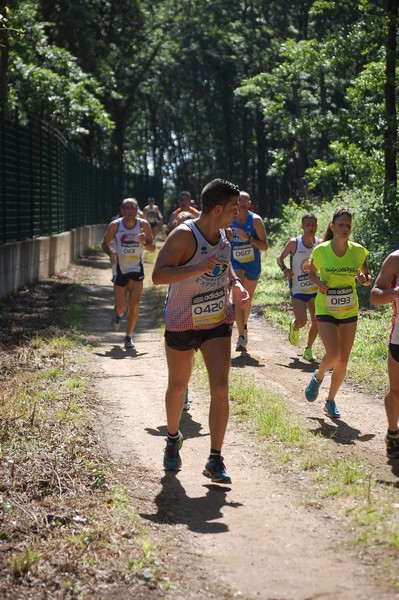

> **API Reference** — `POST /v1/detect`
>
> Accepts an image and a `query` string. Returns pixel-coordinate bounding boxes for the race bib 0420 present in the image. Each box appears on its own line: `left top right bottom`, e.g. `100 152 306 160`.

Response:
191 287 226 326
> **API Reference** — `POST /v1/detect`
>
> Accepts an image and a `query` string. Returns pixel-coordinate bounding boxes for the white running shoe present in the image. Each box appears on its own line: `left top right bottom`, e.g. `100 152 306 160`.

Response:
235 335 247 352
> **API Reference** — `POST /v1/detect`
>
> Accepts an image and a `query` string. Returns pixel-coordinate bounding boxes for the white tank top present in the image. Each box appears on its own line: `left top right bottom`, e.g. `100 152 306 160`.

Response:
391 275 399 345
290 236 319 295
164 220 234 331
113 217 145 274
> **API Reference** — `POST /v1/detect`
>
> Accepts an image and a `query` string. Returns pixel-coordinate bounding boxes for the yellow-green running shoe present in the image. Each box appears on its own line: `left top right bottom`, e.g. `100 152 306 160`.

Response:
303 347 315 362
289 319 299 346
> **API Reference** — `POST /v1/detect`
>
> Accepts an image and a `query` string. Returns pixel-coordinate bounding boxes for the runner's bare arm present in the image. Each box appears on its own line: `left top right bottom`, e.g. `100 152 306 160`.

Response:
252 215 268 252
101 221 119 261
356 260 371 286
371 253 399 305
308 259 328 294
139 220 156 252
229 264 250 306
277 239 295 277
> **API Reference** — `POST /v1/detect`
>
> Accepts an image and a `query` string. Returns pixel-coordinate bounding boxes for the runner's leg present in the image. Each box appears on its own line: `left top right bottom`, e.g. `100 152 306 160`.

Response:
385 351 399 431
113 283 128 317
125 280 143 336
234 272 258 338
325 321 357 400
165 345 195 434
200 336 231 451
306 297 318 348
291 297 308 329
316 321 341 382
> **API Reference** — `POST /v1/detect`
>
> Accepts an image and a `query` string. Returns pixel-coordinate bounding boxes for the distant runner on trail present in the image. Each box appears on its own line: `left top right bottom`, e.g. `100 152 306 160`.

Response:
165 191 200 235
277 214 319 362
101 198 155 350
371 250 399 459
152 178 249 484
143 197 163 238
230 190 268 353
304 206 371 418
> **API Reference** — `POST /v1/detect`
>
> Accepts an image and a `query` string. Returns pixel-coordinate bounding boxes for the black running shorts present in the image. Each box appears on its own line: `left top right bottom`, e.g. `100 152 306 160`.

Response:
114 264 144 286
390 343 399 363
165 323 233 351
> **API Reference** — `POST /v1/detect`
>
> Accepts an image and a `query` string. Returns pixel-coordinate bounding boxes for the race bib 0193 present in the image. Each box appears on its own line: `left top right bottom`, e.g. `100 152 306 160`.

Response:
326 287 354 312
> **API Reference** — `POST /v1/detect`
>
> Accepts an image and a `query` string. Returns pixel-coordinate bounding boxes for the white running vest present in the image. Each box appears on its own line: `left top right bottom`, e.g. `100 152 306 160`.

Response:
113 217 145 274
164 220 234 331
391 274 399 345
290 236 319 295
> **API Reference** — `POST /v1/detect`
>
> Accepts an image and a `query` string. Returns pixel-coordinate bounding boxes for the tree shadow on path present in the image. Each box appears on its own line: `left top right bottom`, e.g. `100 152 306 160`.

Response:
140 473 242 534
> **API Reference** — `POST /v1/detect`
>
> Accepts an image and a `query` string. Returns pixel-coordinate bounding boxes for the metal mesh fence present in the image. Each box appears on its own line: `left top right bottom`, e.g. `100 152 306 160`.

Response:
0 111 163 244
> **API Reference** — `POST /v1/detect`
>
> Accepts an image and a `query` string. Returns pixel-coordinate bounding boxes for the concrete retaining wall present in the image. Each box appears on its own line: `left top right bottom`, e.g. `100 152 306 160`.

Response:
0 224 106 299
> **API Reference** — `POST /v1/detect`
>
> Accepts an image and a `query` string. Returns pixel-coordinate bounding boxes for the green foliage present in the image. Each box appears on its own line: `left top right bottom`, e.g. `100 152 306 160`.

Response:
3 0 399 225
8 1 114 146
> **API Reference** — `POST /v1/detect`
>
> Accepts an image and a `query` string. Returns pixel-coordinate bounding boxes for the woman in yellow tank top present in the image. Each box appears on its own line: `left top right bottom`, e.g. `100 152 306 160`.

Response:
304 206 371 418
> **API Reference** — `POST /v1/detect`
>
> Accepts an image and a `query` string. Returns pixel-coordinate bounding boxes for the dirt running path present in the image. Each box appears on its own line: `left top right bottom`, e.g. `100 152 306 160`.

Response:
81 254 398 600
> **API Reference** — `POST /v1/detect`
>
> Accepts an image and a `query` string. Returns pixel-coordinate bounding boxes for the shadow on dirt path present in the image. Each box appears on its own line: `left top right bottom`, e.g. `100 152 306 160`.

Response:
81 253 397 600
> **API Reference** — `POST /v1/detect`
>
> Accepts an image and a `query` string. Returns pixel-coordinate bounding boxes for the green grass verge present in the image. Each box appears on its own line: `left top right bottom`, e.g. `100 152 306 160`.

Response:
193 349 399 588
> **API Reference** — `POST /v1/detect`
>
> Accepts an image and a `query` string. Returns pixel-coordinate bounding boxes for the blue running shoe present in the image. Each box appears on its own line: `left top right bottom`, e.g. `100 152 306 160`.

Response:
183 388 190 411
305 370 322 402
163 431 183 471
124 335 134 349
202 456 232 484
324 400 341 419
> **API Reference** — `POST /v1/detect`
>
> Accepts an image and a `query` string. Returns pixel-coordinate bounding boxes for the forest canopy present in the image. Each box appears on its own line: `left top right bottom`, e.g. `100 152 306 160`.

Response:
1 0 398 252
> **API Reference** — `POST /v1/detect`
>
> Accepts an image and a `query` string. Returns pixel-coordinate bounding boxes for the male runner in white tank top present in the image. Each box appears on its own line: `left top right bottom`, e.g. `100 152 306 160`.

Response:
371 250 399 458
153 179 249 484
102 198 155 350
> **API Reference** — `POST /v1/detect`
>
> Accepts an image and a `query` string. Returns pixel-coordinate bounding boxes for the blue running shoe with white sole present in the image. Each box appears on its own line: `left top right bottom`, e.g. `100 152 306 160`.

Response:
324 400 341 419
202 456 232 484
163 431 183 471
305 370 322 402
124 335 134 349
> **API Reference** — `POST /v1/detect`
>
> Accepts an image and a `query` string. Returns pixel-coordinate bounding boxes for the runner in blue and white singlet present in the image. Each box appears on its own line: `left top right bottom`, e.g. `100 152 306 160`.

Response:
102 198 155 350
229 191 268 353
277 214 319 361
289 235 319 297
113 216 146 275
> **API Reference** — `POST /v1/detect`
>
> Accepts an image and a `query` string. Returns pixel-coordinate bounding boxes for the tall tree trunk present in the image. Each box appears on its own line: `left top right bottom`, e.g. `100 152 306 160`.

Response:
383 0 398 231
256 109 267 216
0 0 11 119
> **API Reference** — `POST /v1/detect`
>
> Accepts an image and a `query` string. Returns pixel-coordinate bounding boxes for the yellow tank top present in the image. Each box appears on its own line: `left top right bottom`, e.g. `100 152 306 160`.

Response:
312 240 369 318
